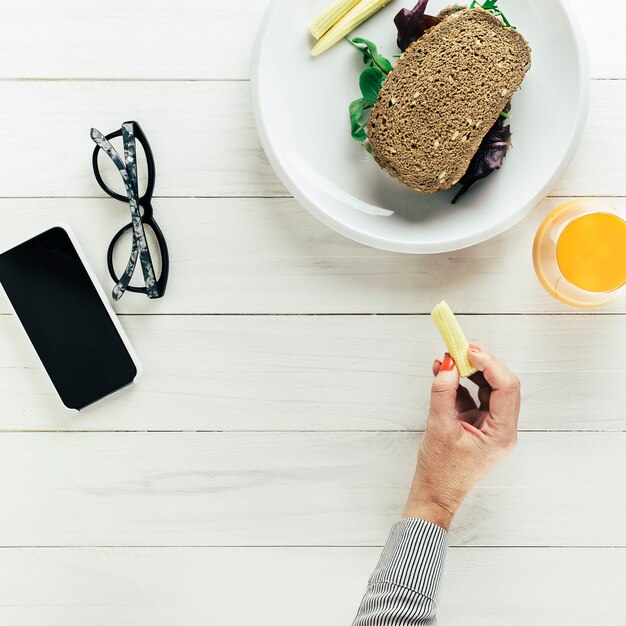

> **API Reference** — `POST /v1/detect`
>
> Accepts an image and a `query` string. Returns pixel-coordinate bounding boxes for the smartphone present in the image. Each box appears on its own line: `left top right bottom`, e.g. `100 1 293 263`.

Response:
0 225 142 410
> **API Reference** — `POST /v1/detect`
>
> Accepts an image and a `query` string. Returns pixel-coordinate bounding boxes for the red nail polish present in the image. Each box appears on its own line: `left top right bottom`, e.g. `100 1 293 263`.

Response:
469 344 482 353
440 354 455 371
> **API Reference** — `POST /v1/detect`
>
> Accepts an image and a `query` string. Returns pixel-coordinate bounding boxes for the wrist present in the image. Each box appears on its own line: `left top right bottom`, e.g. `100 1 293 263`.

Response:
403 472 467 531
402 498 456 531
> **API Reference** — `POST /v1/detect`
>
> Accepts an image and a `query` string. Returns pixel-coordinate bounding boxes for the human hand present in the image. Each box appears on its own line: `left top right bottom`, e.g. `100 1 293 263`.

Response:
403 347 521 530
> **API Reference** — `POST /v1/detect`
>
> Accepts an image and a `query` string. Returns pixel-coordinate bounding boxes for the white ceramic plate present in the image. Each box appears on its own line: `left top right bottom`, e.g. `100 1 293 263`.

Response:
252 0 589 253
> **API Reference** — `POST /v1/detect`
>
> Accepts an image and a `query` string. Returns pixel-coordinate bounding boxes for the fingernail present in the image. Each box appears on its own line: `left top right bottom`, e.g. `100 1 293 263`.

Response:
440 354 455 371
469 344 482 353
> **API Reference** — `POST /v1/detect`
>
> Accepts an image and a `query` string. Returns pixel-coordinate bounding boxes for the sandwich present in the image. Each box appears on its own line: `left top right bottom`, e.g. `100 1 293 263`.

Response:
347 1 532 202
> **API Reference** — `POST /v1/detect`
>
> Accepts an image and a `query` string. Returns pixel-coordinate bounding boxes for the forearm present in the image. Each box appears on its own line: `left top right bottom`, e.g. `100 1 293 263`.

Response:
352 519 448 626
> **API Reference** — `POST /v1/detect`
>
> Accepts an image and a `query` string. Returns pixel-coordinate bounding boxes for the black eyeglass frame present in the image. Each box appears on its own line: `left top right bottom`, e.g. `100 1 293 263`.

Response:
91 121 169 297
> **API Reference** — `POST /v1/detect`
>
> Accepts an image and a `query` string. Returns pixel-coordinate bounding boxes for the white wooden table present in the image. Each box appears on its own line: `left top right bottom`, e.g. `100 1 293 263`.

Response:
0 1 624 624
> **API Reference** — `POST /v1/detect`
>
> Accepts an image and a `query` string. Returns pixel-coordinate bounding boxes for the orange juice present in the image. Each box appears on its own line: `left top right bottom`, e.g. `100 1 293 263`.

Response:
533 200 626 308
556 212 626 293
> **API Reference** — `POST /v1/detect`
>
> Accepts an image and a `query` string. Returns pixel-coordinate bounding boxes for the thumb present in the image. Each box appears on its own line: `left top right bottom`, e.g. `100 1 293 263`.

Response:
429 354 460 419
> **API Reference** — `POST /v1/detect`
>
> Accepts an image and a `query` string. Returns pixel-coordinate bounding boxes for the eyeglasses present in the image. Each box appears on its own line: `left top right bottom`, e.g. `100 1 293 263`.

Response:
90 121 169 300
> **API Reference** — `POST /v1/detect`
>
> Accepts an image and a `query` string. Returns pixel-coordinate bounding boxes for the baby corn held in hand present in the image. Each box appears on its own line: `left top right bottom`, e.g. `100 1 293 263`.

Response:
311 0 393 56
431 301 478 378
309 0 361 40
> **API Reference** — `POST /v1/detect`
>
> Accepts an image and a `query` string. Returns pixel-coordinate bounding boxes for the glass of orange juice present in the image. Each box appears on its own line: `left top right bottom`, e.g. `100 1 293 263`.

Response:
533 200 626 308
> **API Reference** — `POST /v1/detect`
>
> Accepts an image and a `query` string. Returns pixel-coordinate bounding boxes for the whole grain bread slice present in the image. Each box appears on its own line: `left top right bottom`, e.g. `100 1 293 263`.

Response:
367 8 531 194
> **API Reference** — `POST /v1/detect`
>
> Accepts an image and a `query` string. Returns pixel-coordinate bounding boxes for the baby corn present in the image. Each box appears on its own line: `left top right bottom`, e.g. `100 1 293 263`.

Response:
311 0 393 56
310 0 362 40
431 301 477 378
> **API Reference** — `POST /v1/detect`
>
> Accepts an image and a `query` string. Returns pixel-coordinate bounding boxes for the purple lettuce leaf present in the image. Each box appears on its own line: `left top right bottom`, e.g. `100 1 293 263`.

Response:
394 0 442 52
451 118 512 204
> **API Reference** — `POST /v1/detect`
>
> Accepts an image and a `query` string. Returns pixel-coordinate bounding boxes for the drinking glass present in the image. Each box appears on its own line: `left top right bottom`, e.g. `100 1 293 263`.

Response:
533 199 626 308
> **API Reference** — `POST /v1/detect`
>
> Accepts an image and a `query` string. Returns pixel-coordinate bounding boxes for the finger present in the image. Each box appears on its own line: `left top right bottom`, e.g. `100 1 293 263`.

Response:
432 359 441 377
468 347 521 430
434 359 475 413
429 354 460 422
456 384 477 414
468 347 517 392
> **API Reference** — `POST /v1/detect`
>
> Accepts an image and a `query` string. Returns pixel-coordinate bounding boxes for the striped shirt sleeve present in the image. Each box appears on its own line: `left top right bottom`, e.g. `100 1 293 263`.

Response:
352 519 448 626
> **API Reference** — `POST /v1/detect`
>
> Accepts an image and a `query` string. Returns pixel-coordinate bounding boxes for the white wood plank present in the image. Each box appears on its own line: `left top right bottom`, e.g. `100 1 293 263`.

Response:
0 547 622 626
0 0 620 80
2 197 626 315
0 80 621 198
0 432 623 547
0 0 272 80
0 82 284 198
440 548 626 626
0 313 625 432
552 78 626 196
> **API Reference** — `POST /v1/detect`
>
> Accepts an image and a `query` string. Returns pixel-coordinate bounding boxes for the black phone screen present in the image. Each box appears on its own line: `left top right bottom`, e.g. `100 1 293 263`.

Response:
0 227 138 410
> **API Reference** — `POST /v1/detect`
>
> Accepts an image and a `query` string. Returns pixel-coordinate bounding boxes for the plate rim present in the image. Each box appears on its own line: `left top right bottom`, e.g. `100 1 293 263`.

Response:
251 0 591 254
